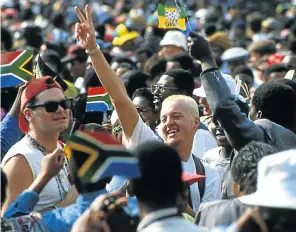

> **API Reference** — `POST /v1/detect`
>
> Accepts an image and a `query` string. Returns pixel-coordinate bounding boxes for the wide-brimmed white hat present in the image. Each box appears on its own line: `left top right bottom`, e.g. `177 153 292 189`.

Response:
193 73 237 98
239 150 296 209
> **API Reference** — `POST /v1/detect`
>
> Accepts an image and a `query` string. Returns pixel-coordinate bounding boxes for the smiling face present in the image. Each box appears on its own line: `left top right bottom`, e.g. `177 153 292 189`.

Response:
208 118 230 147
23 88 70 135
160 98 198 149
153 75 180 111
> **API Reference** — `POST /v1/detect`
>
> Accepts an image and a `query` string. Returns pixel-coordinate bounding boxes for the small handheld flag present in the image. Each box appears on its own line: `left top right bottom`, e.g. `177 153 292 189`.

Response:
157 0 187 30
86 87 113 112
0 50 34 88
64 129 140 184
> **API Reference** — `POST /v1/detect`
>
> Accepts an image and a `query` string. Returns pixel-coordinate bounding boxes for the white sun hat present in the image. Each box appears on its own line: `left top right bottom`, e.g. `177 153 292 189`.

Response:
239 150 296 209
193 73 237 98
160 30 188 51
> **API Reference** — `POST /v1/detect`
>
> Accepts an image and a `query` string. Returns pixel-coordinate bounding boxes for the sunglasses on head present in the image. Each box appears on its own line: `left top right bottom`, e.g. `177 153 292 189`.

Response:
28 99 72 113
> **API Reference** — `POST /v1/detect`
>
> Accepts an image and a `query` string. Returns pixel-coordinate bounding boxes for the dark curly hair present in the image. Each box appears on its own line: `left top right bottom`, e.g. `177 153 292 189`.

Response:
231 142 277 194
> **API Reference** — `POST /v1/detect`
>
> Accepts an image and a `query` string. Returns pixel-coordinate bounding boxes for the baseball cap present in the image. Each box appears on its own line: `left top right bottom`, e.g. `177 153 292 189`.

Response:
182 172 206 186
61 44 88 63
19 77 62 133
193 73 237 97
160 30 188 51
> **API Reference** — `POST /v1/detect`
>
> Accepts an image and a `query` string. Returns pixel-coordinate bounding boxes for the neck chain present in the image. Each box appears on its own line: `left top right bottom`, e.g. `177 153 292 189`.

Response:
26 134 68 201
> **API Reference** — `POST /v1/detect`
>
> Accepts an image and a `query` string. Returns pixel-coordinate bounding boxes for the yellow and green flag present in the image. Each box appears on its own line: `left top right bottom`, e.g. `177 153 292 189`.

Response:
158 0 187 30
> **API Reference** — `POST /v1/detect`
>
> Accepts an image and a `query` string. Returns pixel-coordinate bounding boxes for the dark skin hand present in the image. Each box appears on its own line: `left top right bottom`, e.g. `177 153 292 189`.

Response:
187 32 218 72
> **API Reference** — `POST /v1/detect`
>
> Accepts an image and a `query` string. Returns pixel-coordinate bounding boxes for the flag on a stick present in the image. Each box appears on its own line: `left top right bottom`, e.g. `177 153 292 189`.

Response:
86 87 113 112
158 0 187 30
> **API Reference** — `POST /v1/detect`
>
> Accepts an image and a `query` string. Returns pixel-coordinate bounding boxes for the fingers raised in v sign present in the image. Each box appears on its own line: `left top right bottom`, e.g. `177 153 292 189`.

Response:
74 6 87 24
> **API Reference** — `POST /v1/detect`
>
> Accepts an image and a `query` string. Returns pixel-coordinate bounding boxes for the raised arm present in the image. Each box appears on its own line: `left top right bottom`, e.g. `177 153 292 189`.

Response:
74 5 139 141
188 32 264 151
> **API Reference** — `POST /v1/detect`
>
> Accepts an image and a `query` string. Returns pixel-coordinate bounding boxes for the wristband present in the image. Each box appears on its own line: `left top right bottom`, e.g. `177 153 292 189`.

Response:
87 44 100 55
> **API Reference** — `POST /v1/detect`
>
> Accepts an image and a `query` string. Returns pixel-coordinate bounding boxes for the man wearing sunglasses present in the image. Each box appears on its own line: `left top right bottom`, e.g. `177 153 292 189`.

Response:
2 77 72 214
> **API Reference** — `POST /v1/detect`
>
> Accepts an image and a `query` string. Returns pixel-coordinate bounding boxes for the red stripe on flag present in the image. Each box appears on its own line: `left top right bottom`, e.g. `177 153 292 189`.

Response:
87 87 107 96
1 51 23 65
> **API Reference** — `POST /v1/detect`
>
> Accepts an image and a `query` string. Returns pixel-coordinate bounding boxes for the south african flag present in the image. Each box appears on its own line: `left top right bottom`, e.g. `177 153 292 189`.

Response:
64 129 140 184
0 50 34 88
158 0 187 30
86 87 113 112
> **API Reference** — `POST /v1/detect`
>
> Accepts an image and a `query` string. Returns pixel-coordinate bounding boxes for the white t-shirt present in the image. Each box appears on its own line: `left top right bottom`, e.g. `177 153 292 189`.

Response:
123 117 222 212
1 136 71 212
203 147 230 185
156 125 218 159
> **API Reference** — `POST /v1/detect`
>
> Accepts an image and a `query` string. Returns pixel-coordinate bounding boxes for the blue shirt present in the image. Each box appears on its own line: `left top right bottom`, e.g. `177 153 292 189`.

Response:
4 189 107 232
1 113 23 158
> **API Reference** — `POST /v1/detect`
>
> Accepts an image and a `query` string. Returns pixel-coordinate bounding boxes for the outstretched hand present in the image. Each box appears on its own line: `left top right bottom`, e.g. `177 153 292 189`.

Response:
187 31 215 63
74 5 97 51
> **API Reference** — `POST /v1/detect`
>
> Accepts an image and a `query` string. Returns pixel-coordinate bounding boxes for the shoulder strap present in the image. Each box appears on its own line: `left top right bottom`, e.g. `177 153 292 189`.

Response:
188 155 206 209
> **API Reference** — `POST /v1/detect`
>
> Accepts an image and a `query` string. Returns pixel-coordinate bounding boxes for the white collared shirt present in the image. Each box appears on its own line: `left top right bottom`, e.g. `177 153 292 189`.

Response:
137 207 202 232
123 117 222 212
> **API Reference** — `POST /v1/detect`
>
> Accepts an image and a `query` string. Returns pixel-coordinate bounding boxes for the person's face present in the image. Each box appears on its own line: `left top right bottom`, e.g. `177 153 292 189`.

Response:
235 74 254 90
116 67 129 78
152 75 179 111
233 28 245 38
158 45 184 58
24 88 70 135
267 72 286 82
208 118 230 147
166 61 181 71
160 99 199 147
249 52 261 67
255 62 269 81
69 59 86 79
120 39 136 52
228 60 247 74
136 52 149 70
133 96 157 128
198 97 212 116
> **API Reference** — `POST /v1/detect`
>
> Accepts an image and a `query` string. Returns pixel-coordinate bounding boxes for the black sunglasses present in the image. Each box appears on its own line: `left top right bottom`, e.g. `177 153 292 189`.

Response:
28 99 72 113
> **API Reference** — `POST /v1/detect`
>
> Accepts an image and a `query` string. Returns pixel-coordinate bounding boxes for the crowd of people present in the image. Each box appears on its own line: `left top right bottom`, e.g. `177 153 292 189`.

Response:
1 0 296 231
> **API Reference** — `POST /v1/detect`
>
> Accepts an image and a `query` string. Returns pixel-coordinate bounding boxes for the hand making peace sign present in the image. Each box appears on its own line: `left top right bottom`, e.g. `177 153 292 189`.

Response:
74 5 97 52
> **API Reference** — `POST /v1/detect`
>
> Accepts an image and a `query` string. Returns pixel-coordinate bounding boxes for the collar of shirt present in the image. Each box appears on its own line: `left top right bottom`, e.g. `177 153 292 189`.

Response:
137 207 179 231
76 189 107 205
